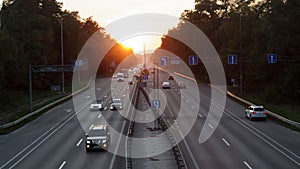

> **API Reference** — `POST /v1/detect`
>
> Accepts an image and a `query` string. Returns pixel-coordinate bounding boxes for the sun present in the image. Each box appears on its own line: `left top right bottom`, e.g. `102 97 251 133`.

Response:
120 34 162 54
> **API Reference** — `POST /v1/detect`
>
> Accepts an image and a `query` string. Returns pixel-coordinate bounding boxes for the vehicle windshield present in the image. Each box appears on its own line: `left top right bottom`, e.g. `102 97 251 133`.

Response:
92 100 102 104
89 129 107 137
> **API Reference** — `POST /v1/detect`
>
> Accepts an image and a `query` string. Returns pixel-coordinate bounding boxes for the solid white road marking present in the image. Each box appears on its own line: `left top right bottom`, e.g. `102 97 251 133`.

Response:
198 114 203 118
208 123 214 129
58 161 67 169
222 138 230 146
98 114 102 118
186 100 189 103
243 161 252 169
192 106 195 110
89 124 94 130
104 106 107 111
76 139 83 147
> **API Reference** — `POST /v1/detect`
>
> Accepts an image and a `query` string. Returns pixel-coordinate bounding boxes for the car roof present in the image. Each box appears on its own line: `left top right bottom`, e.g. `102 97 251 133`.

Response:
92 125 108 130
250 105 264 108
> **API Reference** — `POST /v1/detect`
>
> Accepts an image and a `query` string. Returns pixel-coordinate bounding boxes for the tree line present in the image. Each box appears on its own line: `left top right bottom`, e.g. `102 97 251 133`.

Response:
157 0 299 104
0 0 132 94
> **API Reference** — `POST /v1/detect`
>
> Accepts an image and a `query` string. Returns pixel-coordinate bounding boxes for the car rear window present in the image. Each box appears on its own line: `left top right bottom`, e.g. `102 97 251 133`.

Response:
254 108 265 111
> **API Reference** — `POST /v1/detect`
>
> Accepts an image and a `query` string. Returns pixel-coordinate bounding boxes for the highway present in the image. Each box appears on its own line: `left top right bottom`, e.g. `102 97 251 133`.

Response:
146 71 300 169
0 77 133 169
0 73 299 169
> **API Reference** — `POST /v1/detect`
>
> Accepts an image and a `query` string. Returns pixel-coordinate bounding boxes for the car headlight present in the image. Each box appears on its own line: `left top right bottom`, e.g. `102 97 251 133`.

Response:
102 139 107 143
86 145 90 148
87 140 91 144
103 144 107 147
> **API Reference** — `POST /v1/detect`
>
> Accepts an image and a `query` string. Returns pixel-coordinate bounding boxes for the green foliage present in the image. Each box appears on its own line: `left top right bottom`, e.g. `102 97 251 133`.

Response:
0 0 132 93
159 0 300 104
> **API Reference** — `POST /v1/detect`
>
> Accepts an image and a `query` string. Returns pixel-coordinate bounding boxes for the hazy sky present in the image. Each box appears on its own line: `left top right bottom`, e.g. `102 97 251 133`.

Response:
59 0 195 53
0 0 195 53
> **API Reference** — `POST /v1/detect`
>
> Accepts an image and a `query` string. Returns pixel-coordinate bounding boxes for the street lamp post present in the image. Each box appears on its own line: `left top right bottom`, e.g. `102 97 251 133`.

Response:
143 43 146 69
60 15 65 96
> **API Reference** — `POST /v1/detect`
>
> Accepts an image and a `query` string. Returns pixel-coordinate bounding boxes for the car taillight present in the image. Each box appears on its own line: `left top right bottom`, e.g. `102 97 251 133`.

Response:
263 112 267 114
252 112 256 114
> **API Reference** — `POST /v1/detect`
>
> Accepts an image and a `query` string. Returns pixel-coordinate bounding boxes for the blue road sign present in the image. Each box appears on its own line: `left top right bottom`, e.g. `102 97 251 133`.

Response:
160 56 169 66
152 100 160 109
228 55 238 64
268 54 277 64
143 75 148 80
189 55 198 65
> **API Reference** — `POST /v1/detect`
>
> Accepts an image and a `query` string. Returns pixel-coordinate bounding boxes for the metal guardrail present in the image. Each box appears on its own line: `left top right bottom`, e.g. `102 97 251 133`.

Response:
0 79 93 129
227 91 300 128
174 71 300 129
126 82 139 169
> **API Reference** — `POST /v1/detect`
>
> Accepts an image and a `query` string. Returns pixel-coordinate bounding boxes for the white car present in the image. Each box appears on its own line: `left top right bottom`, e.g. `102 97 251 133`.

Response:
245 105 267 120
90 100 103 111
162 81 171 89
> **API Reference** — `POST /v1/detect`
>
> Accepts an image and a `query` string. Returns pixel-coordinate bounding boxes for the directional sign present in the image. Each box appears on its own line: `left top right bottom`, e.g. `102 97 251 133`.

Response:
228 55 238 64
160 56 169 66
143 75 148 80
268 54 277 64
170 57 180 65
138 82 147 87
152 100 160 109
189 55 198 65
31 65 74 72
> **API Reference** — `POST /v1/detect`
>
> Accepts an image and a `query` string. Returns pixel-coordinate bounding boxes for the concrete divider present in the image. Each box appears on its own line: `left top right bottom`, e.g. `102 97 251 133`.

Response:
140 87 187 169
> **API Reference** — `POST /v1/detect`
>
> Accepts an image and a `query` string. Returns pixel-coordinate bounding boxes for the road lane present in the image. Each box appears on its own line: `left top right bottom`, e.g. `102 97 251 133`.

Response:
0 77 134 169
146 70 300 169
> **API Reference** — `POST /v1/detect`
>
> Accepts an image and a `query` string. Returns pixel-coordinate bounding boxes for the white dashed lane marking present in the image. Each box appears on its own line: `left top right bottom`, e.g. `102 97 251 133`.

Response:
76 139 83 147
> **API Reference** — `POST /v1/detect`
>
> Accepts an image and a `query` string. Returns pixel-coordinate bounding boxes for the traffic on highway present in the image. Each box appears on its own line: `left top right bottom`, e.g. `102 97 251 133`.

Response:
0 0 299 169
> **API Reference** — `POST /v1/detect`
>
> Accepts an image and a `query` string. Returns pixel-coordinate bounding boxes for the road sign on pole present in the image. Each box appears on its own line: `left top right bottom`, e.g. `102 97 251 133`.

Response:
143 75 148 80
268 54 277 64
160 56 169 66
189 55 198 65
228 55 238 64
152 100 160 109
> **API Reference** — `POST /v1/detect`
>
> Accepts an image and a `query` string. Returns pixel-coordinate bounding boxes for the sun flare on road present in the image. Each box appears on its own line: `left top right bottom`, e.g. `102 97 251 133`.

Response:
120 35 162 54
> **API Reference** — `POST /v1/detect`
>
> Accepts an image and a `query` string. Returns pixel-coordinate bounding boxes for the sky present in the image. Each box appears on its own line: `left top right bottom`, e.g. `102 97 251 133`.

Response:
0 0 195 53
59 0 196 53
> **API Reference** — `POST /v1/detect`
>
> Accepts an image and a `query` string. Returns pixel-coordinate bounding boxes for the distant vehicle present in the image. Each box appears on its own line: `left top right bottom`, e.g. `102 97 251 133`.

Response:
121 69 129 78
128 80 134 85
168 75 174 80
178 82 186 89
112 74 118 78
117 72 124 82
117 77 124 82
85 125 110 152
90 100 103 111
109 99 123 110
162 81 171 89
245 105 267 120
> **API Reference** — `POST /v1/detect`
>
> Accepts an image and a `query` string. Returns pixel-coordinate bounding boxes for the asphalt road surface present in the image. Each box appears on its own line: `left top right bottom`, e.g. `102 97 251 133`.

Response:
0 73 299 169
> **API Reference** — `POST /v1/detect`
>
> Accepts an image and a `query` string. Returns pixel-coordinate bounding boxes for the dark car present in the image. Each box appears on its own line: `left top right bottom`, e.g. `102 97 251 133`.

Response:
109 99 123 110
85 125 110 152
168 76 174 80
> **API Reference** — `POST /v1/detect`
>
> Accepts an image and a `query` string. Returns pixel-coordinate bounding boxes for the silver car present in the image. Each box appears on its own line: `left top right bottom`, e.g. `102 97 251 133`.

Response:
245 105 267 120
